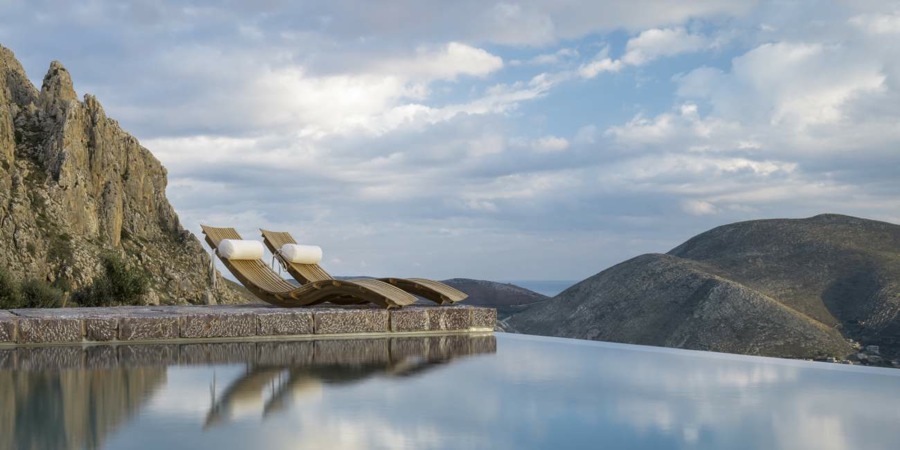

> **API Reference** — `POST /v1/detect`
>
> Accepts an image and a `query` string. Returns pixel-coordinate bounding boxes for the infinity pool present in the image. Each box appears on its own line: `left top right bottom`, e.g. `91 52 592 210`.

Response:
2 333 898 449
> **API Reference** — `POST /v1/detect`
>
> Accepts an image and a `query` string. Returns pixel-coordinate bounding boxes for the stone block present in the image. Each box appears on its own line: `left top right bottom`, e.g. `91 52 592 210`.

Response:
470 307 497 330
427 307 470 331
258 310 314 336
17 317 82 344
0 311 16 343
314 309 389 335
390 308 429 332
118 316 179 341
85 317 118 341
179 312 257 338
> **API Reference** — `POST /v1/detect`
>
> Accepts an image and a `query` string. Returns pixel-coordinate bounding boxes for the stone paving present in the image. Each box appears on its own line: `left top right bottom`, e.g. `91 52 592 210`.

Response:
0 305 496 345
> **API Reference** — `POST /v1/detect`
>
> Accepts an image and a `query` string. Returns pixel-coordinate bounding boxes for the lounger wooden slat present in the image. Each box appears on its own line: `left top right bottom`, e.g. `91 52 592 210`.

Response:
260 229 468 305
202 225 416 308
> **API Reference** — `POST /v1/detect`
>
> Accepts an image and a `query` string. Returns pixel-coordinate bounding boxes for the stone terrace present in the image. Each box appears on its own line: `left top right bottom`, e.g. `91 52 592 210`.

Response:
0 305 496 345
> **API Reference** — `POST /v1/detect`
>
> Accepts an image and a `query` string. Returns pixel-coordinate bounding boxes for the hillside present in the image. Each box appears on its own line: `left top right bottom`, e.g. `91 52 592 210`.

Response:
0 44 240 305
507 214 900 361
441 278 549 319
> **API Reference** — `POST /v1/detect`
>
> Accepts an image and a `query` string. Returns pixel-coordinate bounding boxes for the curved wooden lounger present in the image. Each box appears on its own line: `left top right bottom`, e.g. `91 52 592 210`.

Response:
260 229 468 305
202 225 416 309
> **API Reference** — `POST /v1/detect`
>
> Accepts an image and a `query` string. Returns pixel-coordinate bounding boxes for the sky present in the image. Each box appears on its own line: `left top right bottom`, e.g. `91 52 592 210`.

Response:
0 0 898 281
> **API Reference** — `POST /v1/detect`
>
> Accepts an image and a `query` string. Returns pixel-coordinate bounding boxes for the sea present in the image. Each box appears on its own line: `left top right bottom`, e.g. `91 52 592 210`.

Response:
503 280 578 297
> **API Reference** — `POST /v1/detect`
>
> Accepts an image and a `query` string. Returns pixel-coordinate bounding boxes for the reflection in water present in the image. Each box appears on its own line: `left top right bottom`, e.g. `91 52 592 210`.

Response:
4 334 899 449
205 336 495 428
0 334 496 449
0 366 165 450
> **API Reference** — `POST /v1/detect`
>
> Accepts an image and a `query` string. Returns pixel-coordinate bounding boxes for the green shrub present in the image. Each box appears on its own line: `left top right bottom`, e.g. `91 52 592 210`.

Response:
20 278 64 308
0 267 23 309
77 253 148 306
0 268 64 309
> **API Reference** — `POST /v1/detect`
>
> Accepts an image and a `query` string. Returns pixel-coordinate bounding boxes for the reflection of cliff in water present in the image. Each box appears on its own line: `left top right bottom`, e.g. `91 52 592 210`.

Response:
0 367 166 450
206 335 497 428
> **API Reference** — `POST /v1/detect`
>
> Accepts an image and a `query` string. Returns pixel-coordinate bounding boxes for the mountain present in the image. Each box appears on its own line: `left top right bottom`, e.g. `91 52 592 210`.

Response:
0 44 239 305
440 278 549 318
507 214 900 361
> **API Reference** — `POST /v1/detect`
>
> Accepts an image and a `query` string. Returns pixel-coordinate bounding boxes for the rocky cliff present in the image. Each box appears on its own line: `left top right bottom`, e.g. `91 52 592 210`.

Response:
507 214 900 362
0 44 238 305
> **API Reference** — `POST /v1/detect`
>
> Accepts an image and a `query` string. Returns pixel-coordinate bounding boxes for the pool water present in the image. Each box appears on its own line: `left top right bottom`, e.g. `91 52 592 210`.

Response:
2 333 899 450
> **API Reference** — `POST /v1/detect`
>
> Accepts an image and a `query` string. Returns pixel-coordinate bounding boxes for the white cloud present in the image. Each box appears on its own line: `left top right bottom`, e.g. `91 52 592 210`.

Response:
512 48 580 66
622 27 709 65
532 135 570 152
580 27 711 79
681 199 718 216
374 42 503 81
850 12 900 34
579 56 624 78
4 0 900 282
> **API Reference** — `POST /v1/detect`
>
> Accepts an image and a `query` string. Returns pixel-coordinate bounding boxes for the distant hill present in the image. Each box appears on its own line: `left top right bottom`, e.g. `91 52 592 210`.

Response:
507 214 900 361
330 276 548 317
441 278 549 318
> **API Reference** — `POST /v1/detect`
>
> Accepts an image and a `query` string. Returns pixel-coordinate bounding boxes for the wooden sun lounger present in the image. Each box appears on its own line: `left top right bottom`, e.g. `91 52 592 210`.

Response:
202 225 416 309
260 229 468 305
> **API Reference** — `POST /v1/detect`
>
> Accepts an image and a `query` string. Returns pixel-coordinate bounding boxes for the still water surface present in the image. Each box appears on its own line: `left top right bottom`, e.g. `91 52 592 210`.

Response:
2 333 899 450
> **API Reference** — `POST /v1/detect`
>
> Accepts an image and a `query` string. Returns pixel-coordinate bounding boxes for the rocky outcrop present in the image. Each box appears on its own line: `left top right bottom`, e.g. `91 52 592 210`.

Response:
508 214 900 361
0 44 239 305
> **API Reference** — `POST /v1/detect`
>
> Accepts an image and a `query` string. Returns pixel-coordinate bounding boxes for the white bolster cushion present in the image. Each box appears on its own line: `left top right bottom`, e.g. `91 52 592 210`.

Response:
218 239 264 260
280 243 323 264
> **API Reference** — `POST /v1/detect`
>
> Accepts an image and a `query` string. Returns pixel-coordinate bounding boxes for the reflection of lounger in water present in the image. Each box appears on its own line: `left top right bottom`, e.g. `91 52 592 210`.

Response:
263 371 322 417
205 368 285 429
203 336 497 427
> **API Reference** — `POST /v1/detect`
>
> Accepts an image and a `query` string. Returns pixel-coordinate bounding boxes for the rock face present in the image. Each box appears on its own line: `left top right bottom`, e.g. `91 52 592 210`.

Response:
0 44 239 305
508 214 900 360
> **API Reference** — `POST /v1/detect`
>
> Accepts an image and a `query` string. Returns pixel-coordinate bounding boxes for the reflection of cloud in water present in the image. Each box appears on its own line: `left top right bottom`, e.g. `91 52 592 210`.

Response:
8 334 900 449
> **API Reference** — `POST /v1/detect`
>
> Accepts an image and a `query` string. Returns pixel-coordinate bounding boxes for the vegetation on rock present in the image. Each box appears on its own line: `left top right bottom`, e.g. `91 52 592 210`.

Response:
0 267 64 308
75 254 148 307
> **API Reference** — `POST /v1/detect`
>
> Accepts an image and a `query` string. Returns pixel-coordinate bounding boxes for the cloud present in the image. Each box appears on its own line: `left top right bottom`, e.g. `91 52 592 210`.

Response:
580 27 712 79
373 42 503 80
681 199 718 216
532 136 570 152
2 0 900 282
621 27 710 65
850 12 900 34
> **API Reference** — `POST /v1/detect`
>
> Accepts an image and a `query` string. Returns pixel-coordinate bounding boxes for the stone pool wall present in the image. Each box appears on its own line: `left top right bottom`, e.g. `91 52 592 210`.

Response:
0 305 496 345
